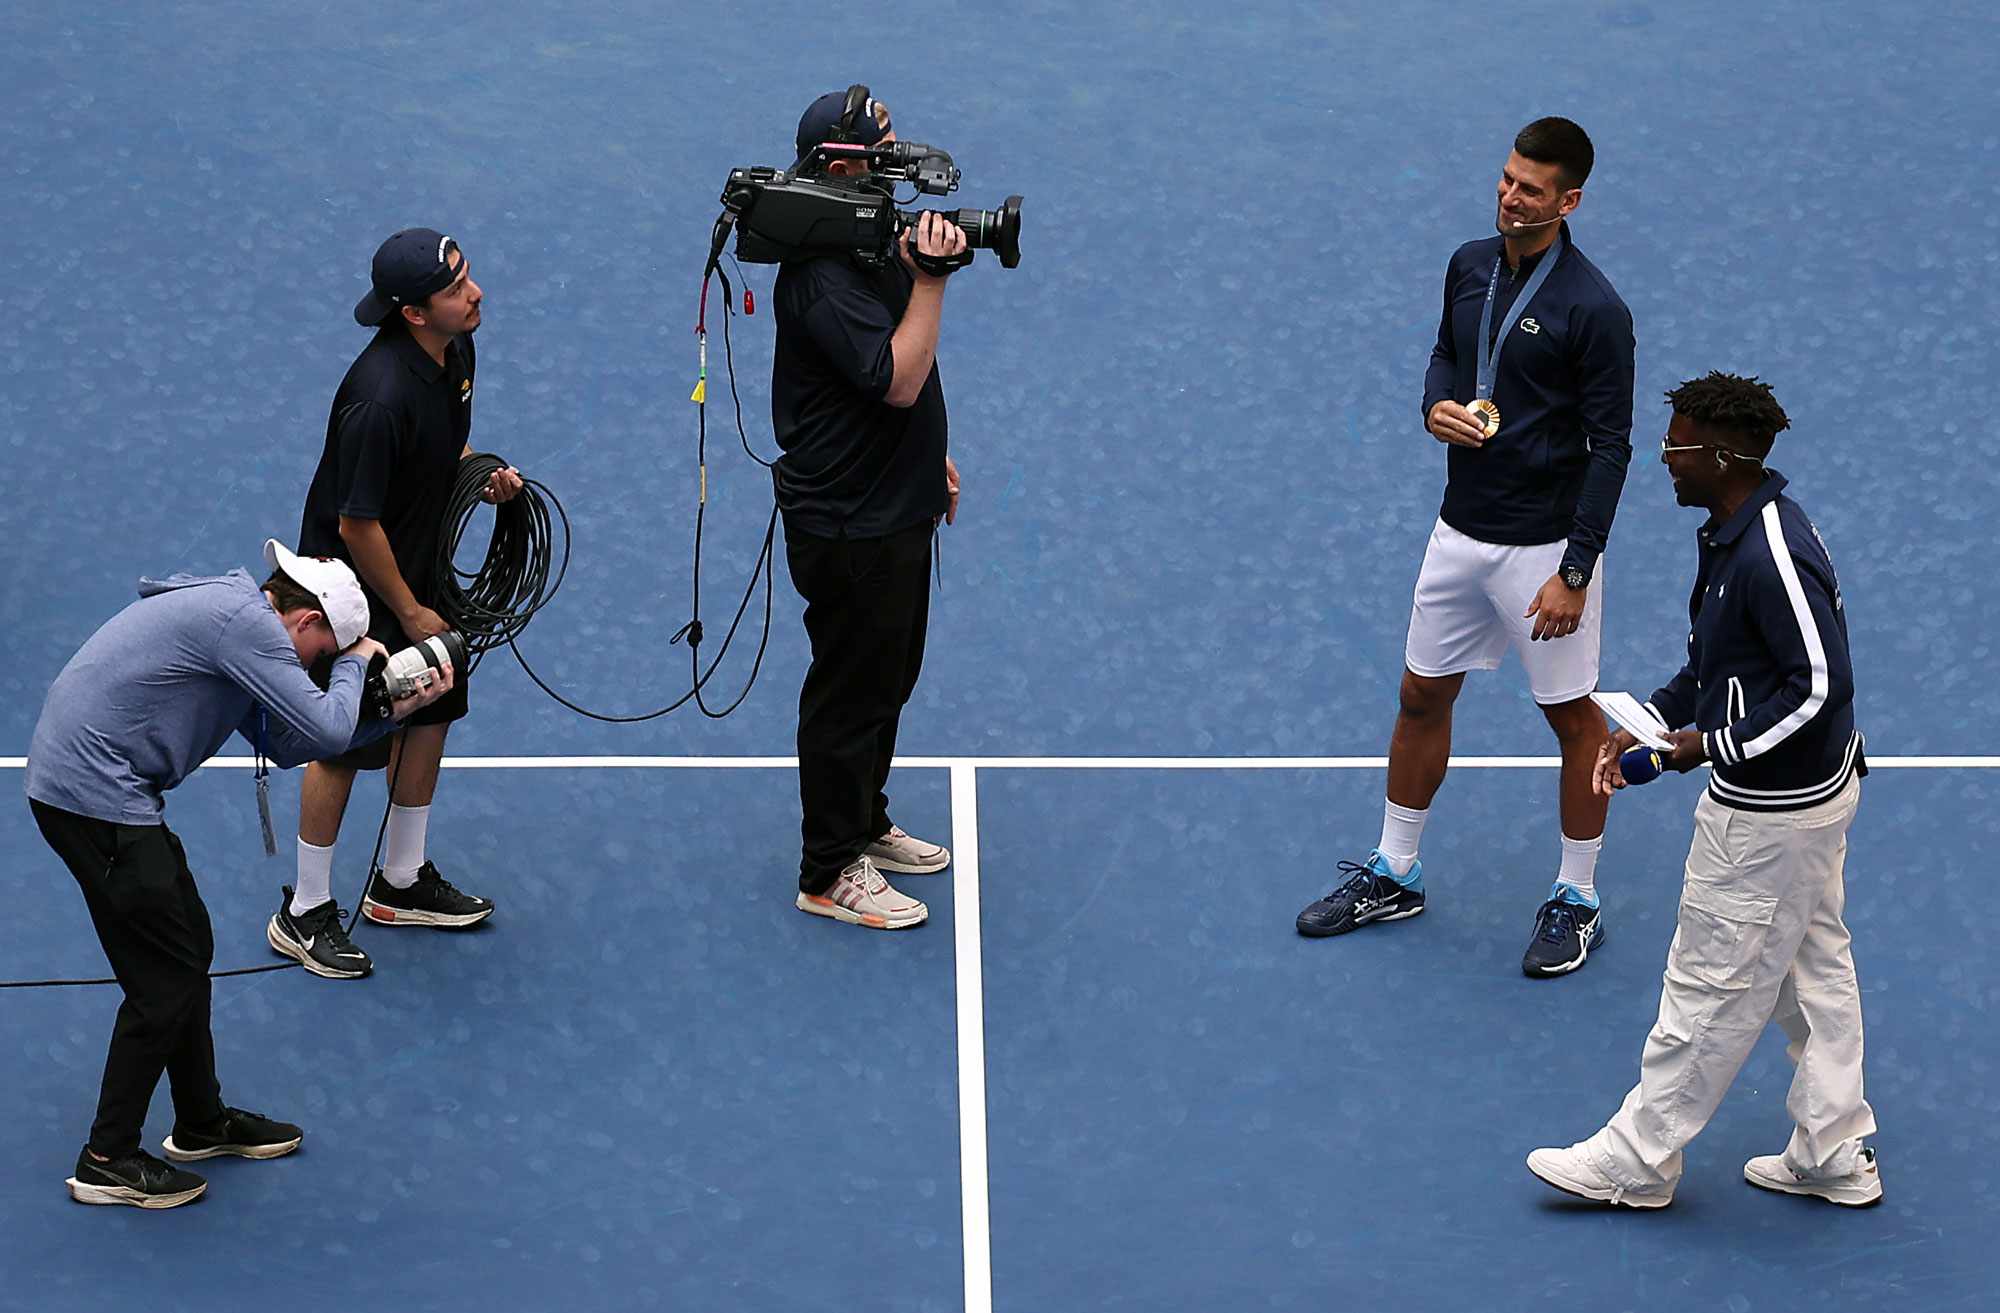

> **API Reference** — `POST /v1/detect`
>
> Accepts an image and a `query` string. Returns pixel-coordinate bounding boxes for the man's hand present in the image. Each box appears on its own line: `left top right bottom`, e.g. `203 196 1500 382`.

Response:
388 660 455 721
400 605 449 644
481 466 524 504
1427 399 1489 449
344 636 390 668
1661 729 1707 774
898 211 968 285
1594 727 1640 796
941 455 961 526
1524 573 1587 641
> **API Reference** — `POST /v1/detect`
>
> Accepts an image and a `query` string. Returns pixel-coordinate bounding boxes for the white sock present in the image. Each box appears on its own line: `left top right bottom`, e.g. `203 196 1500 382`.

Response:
1558 832 1603 898
1377 801 1429 877
292 839 335 916
382 803 431 889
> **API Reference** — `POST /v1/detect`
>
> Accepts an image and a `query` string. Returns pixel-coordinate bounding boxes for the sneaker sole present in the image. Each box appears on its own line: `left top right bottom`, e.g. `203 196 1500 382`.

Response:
65 1177 206 1209
266 918 371 980
795 891 928 930
1296 903 1424 938
361 898 494 929
1524 924 1607 978
1525 1154 1673 1209
162 1134 302 1163
866 853 951 875
1743 1162 1882 1207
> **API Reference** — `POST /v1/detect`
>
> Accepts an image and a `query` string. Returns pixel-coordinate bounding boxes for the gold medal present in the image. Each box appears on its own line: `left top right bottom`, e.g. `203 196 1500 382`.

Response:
1467 398 1501 438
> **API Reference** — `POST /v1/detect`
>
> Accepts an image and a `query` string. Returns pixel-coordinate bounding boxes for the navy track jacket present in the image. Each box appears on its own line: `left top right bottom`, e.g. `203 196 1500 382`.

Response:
1421 223 1634 580
1642 472 1865 812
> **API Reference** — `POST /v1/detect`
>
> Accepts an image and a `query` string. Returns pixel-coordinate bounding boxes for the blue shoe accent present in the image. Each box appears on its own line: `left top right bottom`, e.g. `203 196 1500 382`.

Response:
1549 879 1599 910
1370 849 1423 892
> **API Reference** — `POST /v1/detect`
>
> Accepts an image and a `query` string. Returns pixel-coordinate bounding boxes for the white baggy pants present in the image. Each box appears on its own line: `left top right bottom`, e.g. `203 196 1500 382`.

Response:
1584 775 1873 1188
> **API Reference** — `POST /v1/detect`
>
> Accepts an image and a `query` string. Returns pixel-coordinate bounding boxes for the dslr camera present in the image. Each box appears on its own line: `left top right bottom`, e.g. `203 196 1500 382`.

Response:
362 631 467 720
716 85 1021 275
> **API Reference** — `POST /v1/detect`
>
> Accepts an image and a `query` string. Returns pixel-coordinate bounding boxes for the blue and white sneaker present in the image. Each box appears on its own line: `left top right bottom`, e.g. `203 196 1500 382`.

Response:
1522 882 1604 977
1296 851 1425 938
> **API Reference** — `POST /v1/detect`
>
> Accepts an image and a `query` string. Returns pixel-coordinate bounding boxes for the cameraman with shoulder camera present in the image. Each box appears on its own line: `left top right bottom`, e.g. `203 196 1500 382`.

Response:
775 89 965 931
24 541 451 1208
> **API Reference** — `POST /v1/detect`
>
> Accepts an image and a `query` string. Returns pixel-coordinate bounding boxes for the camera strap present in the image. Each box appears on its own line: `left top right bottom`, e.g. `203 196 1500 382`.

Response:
908 247 975 279
254 707 277 857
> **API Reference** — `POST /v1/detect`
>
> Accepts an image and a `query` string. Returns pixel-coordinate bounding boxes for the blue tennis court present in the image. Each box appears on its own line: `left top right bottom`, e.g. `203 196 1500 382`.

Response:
4 1 1997 1309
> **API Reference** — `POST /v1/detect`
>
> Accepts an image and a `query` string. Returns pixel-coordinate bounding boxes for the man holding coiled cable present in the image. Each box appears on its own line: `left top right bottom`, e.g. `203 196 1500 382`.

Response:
276 228 524 980
775 89 964 930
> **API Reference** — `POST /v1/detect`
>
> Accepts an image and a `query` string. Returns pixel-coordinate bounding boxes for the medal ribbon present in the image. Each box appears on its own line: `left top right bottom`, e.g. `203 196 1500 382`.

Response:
1475 230 1565 404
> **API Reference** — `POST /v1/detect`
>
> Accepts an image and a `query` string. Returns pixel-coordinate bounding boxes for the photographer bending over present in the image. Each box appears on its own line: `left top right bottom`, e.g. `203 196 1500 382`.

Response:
25 542 452 1208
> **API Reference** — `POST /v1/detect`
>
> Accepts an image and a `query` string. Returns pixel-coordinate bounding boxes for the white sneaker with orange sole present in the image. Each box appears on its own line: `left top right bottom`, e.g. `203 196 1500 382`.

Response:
796 856 929 929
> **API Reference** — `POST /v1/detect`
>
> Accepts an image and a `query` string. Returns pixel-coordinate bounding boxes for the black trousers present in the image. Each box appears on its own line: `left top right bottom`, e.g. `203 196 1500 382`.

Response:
30 800 225 1158
784 520 933 895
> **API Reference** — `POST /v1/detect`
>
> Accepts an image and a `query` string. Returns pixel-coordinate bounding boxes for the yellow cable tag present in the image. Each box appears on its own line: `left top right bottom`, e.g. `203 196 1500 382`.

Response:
690 377 707 404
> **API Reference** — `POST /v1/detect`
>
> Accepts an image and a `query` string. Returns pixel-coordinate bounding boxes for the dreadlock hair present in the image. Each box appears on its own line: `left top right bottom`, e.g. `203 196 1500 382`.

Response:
1664 371 1791 456
1514 117 1594 190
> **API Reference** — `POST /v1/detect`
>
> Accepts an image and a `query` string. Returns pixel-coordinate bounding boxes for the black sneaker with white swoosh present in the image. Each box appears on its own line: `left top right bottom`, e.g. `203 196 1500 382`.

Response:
267 886 373 979
362 861 494 928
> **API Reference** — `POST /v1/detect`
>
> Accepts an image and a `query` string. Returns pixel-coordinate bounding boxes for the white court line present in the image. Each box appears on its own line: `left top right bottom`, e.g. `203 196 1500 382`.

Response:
5 755 1996 771
950 764 993 1313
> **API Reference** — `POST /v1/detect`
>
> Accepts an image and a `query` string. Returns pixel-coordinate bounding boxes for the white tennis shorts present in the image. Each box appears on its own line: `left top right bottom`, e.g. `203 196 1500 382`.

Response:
1403 518 1602 705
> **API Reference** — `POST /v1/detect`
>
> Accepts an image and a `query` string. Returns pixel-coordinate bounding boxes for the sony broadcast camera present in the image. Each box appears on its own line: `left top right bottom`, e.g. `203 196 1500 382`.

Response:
716 119 1021 275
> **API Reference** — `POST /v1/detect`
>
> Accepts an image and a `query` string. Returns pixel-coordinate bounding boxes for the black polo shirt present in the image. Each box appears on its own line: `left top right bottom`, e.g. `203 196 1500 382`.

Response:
298 325 475 640
770 255 947 539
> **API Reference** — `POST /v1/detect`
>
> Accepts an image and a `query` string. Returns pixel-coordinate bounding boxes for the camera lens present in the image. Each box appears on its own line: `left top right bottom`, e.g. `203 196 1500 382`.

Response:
937 195 1023 268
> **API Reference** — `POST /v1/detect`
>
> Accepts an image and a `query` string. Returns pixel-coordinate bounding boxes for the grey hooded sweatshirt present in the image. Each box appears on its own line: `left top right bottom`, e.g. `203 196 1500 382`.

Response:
26 569 394 825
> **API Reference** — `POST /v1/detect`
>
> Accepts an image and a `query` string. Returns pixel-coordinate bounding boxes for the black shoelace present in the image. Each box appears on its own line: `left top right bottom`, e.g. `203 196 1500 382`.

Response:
1537 902 1580 943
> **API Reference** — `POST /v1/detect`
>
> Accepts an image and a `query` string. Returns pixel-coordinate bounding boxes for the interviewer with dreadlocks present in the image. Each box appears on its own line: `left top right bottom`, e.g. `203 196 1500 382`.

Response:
24 542 453 1209
1527 372 1880 1210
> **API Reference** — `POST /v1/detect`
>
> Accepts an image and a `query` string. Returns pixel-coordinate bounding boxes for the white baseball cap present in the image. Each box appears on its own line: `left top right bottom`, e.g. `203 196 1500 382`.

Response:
262 539 371 647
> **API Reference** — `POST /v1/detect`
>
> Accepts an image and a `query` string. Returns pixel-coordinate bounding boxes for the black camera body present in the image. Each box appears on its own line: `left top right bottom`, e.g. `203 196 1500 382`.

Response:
719 141 1021 271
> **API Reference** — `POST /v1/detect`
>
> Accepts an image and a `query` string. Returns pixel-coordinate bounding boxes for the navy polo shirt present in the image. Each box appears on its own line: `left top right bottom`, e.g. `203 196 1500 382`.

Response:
1420 223 1634 579
769 255 948 539
298 325 475 640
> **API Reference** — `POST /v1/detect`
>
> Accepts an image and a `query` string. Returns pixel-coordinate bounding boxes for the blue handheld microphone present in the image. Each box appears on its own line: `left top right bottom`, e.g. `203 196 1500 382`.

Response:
1620 746 1664 786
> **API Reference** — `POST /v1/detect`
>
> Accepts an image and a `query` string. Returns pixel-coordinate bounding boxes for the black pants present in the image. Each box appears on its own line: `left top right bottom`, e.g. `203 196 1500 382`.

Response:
784 521 933 895
30 800 225 1158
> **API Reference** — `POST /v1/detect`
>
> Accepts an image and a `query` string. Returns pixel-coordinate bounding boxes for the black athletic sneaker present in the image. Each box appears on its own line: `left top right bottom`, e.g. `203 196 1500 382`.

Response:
1522 883 1606 977
268 886 373 979
362 861 494 928
66 1147 207 1209
1296 852 1426 937
162 1107 303 1162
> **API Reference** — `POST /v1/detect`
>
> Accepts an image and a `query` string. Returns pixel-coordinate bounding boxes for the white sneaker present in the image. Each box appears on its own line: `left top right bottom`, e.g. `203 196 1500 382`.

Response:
863 825 951 874
1526 1144 1674 1209
1743 1146 1882 1207
796 857 929 929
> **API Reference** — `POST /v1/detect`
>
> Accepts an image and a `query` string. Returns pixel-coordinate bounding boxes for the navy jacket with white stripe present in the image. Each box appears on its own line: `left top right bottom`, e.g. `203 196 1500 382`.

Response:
1644 471 1865 812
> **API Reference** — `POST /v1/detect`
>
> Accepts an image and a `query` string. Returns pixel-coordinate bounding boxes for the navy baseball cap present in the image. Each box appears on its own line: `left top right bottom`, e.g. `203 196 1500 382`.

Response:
353 228 463 327
795 88 892 159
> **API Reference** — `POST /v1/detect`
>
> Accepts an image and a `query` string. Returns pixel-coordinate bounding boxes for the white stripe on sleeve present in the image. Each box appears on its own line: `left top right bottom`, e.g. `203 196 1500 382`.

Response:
1737 503 1830 760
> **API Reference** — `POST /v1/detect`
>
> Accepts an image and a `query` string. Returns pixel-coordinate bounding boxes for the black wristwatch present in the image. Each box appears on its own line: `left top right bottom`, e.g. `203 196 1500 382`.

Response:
1561 565 1589 591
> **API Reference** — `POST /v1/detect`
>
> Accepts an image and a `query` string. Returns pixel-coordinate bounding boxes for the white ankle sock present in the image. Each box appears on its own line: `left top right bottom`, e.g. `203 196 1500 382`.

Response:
293 839 335 916
1558 832 1603 897
1377 801 1429 876
382 804 431 889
